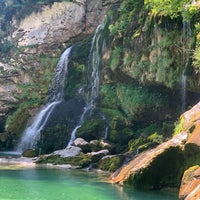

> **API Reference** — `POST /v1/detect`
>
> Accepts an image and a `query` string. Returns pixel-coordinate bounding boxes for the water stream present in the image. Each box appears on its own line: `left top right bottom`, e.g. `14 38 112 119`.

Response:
181 21 191 112
67 24 104 146
17 47 72 153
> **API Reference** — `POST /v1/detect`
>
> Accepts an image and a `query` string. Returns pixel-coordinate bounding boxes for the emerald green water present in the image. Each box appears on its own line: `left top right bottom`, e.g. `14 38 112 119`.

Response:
0 166 178 200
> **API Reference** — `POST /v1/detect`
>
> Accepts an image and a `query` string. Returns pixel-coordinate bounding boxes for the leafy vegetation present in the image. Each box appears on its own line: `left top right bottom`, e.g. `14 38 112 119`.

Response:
5 55 59 138
144 0 198 21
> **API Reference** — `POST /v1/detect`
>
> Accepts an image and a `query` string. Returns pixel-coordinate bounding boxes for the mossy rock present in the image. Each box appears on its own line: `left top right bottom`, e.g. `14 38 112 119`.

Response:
98 155 125 172
185 143 200 156
22 149 39 157
128 132 163 154
125 146 185 189
76 118 105 141
36 153 92 168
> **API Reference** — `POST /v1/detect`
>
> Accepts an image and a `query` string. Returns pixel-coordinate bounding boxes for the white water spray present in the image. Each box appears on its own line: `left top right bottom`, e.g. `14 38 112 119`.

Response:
181 21 191 112
17 47 72 153
67 25 104 147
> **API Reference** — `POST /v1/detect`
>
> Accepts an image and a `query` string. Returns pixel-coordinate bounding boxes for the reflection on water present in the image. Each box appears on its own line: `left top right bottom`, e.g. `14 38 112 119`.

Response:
0 151 21 158
0 166 178 200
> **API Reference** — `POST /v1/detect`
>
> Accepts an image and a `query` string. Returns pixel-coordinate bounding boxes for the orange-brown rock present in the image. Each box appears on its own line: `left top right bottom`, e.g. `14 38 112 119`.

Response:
186 123 200 146
109 132 187 187
182 102 200 131
109 102 200 192
179 166 200 200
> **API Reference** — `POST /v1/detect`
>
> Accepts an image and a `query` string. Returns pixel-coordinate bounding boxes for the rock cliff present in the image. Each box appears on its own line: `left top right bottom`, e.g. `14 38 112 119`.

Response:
0 0 118 126
12 0 117 48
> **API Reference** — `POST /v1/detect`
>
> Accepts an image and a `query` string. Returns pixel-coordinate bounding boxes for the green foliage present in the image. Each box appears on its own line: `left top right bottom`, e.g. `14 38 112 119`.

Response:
76 118 105 141
36 153 92 168
110 127 134 145
100 108 128 125
17 56 58 105
98 155 125 172
100 84 120 109
65 62 86 99
128 132 163 153
0 39 14 54
173 117 185 135
144 0 198 21
5 55 58 138
116 84 165 118
39 124 68 153
5 103 30 137
192 24 200 73
109 47 123 70
109 0 144 37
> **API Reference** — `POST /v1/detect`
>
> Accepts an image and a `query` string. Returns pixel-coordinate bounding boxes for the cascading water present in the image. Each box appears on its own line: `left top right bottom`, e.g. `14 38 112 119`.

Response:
67 25 104 147
181 21 191 112
17 47 72 153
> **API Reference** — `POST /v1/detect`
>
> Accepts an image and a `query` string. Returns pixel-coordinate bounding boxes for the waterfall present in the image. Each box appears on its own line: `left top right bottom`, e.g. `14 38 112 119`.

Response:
67 24 104 147
181 21 191 112
17 47 72 153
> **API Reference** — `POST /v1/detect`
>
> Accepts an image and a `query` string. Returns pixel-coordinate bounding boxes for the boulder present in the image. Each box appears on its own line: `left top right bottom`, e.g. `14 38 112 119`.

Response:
100 139 111 148
109 101 200 192
73 138 88 146
110 132 187 188
87 149 109 162
179 165 200 200
22 149 39 157
52 146 82 158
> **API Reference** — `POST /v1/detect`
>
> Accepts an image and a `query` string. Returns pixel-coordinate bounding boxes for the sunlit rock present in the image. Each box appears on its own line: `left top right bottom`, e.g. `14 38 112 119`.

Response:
179 165 200 200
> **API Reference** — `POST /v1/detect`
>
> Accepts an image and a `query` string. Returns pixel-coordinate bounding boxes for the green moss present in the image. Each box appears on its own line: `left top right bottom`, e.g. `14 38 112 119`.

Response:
5 103 30 138
36 153 92 168
65 61 86 100
38 124 68 154
144 0 198 20
116 84 166 119
100 84 120 109
22 149 39 157
76 118 105 141
98 155 125 172
173 117 185 136
109 47 123 70
5 55 59 141
125 146 185 189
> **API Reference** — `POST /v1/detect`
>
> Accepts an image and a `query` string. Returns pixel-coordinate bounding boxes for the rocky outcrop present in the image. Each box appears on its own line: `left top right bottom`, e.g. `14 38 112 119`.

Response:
0 62 30 121
12 1 86 47
12 0 118 49
109 101 200 196
179 165 200 200
109 132 187 188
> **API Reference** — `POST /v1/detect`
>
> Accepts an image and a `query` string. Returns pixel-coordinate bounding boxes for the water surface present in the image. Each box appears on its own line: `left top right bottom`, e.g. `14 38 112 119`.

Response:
0 166 178 200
